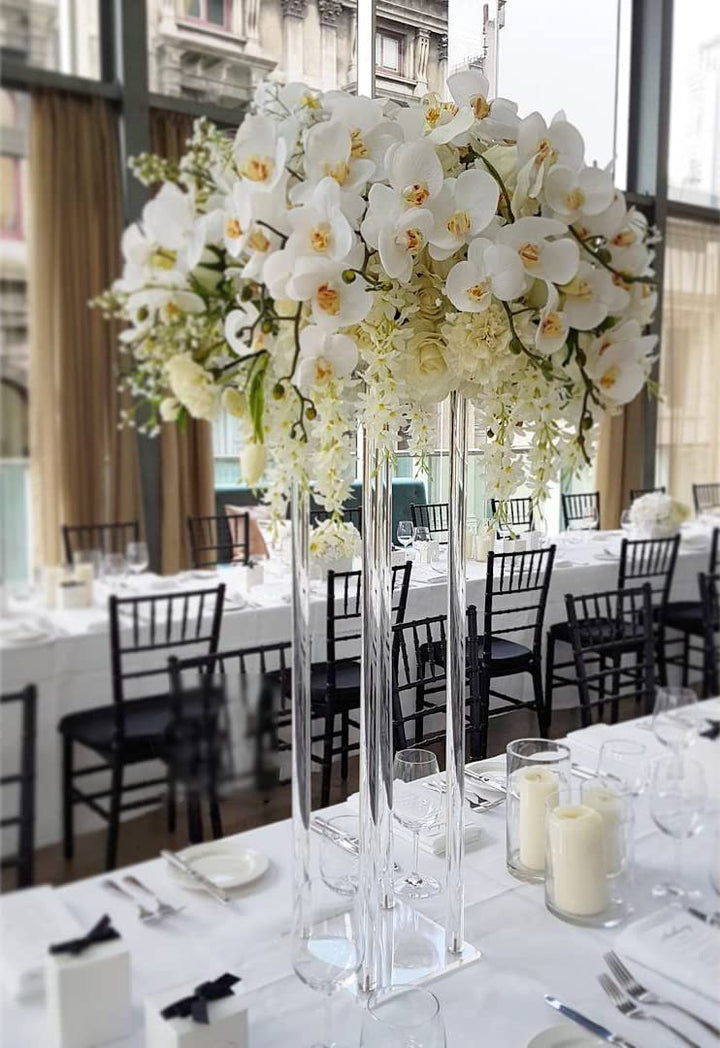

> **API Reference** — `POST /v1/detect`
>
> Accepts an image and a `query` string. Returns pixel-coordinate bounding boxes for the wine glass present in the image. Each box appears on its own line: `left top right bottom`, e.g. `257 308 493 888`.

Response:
652 687 699 751
102 552 127 592
361 986 446 1047
649 756 706 898
413 526 431 564
429 544 447 575
393 748 441 899
292 882 363 1048
597 739 649 796
620 509 633 535
319 815 359 896
396 521 414 551
126 541 149 577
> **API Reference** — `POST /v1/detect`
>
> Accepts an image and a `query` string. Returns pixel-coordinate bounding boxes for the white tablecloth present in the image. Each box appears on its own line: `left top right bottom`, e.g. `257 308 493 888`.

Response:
2 707 719 1047
0 530 712 846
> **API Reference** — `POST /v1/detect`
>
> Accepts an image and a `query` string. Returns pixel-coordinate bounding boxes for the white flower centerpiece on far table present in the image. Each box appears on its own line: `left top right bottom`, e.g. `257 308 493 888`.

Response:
628 492 690 539
309 518 361 577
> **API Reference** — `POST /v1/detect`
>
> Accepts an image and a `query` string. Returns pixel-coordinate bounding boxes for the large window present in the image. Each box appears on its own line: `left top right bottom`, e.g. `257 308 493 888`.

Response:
179 0 231 29
0 0 100 78
375 30 402 74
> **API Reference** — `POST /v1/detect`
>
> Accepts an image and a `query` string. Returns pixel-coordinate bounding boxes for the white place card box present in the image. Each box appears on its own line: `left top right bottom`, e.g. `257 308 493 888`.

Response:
45 937 131 1048
145 978 248 1048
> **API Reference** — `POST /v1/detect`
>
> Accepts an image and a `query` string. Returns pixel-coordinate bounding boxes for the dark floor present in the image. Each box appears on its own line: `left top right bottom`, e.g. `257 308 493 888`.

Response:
5 700 642 890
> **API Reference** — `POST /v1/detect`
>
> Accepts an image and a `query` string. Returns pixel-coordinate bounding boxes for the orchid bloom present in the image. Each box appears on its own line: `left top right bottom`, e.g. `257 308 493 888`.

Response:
287 258 371 331
559 261 629 331
286 177 355 263
534 284 569 355
427 168 498 259
294 325 358 393
544 164 615 224
585 320 657 406
514 111 584 209
233 115 287 193
497 216 579 287
304 120 375 192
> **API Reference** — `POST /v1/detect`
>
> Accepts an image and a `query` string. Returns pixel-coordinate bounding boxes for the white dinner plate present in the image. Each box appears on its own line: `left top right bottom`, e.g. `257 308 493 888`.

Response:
527 1024 605 1047
466 757 506 787
166 841 269 892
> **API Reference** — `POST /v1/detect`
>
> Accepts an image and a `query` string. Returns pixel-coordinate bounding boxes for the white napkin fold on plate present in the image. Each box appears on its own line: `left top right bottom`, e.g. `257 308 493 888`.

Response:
0 886 83 999
345 790 482 857
616 906 720 1004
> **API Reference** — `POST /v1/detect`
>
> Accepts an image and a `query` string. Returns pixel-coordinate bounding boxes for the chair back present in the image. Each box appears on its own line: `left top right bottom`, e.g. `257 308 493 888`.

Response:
618 535 679 608
109 584 225 730
694 483 720 514
562 491 600 530
391 607 479 750
565 584 656 718
187 513 249 568
410 502 449 543
310 506 363 534
326 563 412 673
482 547 555 659
490 497 534 536
62 521 139 564
629 486 666 503
0 684 36 887
700 571 720 695
710 527 719 576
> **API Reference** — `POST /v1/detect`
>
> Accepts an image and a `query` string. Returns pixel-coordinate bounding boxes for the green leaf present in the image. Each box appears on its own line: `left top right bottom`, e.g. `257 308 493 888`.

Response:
248 357 268 442
177 406 188 434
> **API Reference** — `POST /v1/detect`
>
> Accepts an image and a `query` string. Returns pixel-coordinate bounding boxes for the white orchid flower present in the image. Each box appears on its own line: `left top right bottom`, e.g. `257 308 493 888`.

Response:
220 182 254 258
430 69 519 145
262 247 295 300
304 120 375 192
427 168 498 258
497 216 579 286
287 258 371 331
286 177 355 263
386 139 444 210
514 111 584 209
577 190 627 240
378 207 434 283
585 320 657 406
294 325 358 393
545 164 615 223
123 288 204 340
237 186 290 281
559 261 627 330
444 237 494 311
233 115 287 192
623 282 657 327
322 92 401 181
120 183 199 285
535 284 569 355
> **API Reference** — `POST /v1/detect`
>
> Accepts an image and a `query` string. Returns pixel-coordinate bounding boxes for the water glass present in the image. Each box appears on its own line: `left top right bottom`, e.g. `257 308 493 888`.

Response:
413 527 431 564
620 508 633 534
319 815 359 896
652 687 699 751
596 739 649 796
102 552 127 591
361 987 446 1047
649 756 706 899
126 541 149 576
396 521 414 550
393 748 441 899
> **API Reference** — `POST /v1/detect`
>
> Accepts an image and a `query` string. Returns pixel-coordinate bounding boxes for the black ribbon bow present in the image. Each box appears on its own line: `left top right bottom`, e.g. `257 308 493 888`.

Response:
49 914 121 957
161 972 241 1025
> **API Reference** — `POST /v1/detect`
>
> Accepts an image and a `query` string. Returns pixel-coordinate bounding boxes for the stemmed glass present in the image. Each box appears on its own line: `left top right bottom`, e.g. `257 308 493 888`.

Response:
396 521 414 552
292 882 363 1048
412 527 431 564
126 541 149 578
649 756 706 898
620 509 633 536
102 552 127 592
652 687 699 751
597 739 649 797
393 748 441 899
361 987 446 1047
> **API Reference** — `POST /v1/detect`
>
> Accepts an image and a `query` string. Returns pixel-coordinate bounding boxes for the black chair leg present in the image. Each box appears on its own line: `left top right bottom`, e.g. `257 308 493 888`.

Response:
610 651 622 723
478 672 491 759
340 710 349 783
167 774 177 834
597 653 607 723
321 711 334 808
656 624 668 686
532 665 547 736
187 790 204 843
61 735 74 861
681 633 690 687
543 633 556 734
209 787 223 839
105 757 123 871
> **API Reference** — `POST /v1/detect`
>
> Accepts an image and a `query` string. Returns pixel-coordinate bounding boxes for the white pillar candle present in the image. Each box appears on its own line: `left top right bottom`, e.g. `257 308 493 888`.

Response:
73 564 94 605
516 766 559 871
548 804 608 916
475 530 494 563
582 783 624 874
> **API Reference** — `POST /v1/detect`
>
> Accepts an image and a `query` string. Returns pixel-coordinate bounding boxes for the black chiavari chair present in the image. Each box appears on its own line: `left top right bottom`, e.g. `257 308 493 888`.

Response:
313 563 412 806
62 521 140 564
310 507 363 534
693 483 720 515
662 529 719 690
59 585 225 869
490 497 534 537
1 684 37 888
391 607 479 752
561 491 601 530
700 571 720 696
565 584 656 726
629 486 666 504
187 513 249 568
410 502 449 544
469 547 555 758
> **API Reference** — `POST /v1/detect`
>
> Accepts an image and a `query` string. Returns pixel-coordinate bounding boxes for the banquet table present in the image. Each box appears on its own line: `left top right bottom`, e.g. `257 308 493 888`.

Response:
0 527 714 847
2 702 719 1047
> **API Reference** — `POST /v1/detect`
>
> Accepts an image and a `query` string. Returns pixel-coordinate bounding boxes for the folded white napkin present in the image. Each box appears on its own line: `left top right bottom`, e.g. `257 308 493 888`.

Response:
345 788 483 857
0 886 83 999
616 906 720 1004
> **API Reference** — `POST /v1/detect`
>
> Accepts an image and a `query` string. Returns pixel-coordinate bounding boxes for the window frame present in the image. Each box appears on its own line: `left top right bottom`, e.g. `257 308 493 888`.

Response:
375 28 404 75
177 0 232 32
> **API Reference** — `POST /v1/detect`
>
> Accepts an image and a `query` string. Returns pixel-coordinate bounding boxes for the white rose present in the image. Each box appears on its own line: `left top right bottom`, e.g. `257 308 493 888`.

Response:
402 330 454 404
240 443 267 487
159 397 180 422
221 387 248 418
165 354 219 421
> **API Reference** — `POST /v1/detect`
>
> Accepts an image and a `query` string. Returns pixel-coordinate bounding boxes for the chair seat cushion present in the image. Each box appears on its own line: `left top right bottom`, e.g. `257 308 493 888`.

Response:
479 636 533 672
662 600 703 634
311 659 361 706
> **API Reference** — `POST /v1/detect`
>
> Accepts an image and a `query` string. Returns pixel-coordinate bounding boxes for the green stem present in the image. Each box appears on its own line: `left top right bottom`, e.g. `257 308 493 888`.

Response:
477 153 514 222
568 225 655 286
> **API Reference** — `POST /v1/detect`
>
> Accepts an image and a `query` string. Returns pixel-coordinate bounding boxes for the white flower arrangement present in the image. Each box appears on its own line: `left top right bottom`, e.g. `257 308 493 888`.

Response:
309 518 361 562
629 492 690 537
96 72 658 522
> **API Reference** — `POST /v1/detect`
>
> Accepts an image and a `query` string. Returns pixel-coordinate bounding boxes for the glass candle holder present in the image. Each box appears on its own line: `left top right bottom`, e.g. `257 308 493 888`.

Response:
506 739 571 882
544 780 632 928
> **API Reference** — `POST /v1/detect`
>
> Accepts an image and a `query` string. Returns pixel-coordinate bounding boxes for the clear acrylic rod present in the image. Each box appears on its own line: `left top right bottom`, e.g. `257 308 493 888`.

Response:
290 480 311 939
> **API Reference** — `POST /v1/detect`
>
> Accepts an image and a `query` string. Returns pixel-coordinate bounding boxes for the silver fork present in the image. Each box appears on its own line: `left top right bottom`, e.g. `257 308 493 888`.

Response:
597 973 701 1047
423 781 504 812
604 950 720 1039
102 878 160 923
122 874 185 918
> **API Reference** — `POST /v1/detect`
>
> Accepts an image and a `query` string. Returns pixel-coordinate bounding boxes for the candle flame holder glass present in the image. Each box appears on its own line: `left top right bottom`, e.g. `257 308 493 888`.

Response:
506 739 571 883
544 780 632 928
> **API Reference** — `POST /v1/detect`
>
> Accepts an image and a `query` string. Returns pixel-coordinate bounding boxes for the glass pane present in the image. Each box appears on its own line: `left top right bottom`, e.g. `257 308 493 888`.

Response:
0 0 101 78
207 0 226 26
181 0 202 16
668 0 720 208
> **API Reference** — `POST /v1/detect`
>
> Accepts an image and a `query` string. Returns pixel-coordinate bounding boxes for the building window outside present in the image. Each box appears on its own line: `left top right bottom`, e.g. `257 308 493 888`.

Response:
376 30 403 74
0 156 22 239
179 0 232 30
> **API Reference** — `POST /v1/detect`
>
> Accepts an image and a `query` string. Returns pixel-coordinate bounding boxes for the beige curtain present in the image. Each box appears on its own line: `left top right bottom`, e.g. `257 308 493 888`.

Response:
150 110 215 574
595 397 646 529
28 90 143 566
656 219 720 509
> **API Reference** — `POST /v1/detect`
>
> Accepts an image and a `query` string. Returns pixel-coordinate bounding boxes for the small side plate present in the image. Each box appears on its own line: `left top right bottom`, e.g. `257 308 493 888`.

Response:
166 842 269 892
527 1024 605 1048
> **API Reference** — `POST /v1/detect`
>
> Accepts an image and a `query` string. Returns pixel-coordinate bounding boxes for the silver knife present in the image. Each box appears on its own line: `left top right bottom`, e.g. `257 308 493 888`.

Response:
687 905 720 927
545 995 637 1047
161 849 230 905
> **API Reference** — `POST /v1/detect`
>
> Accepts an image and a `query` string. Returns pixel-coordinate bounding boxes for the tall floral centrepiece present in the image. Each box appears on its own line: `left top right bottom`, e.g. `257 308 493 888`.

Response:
99 70 657 519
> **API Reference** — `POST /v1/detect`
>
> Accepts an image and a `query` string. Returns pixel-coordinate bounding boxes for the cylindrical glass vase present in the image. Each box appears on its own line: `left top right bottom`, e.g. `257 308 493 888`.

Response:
544 781 632 928
506 739 571 883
